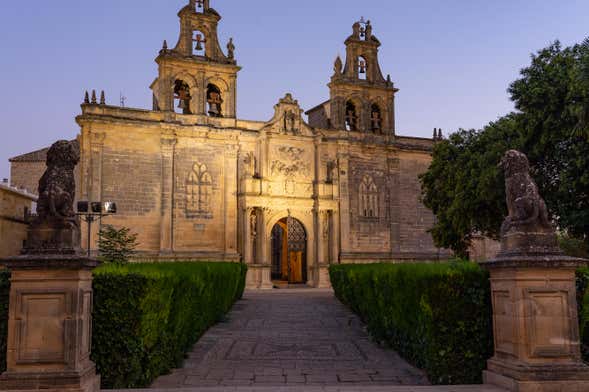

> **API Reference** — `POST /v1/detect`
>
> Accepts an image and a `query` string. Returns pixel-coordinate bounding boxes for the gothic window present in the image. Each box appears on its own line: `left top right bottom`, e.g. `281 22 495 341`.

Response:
207 84 223 117
193 30 206 56
174 80 192 115
371 104 382 134
359 175 378 218
358 56 367 80
186 163 213 216
345 101 358 131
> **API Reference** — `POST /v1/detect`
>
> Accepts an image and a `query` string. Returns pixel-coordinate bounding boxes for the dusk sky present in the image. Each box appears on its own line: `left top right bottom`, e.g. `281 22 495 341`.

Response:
1 0 588 180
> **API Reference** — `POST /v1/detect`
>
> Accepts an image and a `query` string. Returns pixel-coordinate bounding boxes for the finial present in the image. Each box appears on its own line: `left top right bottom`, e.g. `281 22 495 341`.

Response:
100 91 106 105
433 128 438 140
386 74 392 85
91 90 97 104
438 128 443 140
162 40 168 50
84 91 90 104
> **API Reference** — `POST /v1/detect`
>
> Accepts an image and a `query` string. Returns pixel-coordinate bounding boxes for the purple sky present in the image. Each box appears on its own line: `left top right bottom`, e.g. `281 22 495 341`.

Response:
1 0 588 180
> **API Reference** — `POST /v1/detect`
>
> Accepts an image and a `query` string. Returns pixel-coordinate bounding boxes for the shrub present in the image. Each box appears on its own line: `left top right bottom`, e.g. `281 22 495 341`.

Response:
97 225 138 265
0 262 247 388
330 262 494 385
0 270 9 374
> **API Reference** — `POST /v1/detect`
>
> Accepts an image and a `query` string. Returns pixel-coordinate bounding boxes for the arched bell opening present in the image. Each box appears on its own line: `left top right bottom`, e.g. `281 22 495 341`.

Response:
357 56 368 80
173 79 192 115
192 30 207 57
345 100 358 131
271 217 308 284
206 83 223 117
370 103 382 134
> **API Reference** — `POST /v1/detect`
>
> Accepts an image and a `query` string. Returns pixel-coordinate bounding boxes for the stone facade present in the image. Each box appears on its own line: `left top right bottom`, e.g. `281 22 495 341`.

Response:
9 1 450 288
0 181 37 258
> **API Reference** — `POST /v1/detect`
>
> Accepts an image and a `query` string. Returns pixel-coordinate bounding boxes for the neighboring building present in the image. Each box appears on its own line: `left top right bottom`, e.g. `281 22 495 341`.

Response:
0 180 37 258
9 147 49 195
9 0 450 288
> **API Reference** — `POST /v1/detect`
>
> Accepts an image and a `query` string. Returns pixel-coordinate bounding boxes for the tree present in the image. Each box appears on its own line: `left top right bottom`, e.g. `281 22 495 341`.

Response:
420 115 521 256
97 225 139 265
421 38 589 255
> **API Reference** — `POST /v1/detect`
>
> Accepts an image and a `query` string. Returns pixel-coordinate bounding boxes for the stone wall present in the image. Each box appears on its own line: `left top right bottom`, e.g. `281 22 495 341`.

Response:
9 161 45 195
0 184 36 257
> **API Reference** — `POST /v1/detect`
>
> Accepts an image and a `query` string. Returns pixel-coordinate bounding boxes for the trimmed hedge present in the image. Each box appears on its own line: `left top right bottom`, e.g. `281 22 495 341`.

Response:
0 262 247 389
92 262 247 388
578 267 589 360
330 262 494 385
331 262 589 385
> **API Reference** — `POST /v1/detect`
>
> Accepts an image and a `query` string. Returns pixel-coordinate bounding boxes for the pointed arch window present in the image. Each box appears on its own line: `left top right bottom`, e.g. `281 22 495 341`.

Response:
345 100 358 131
360 175 378 218
186 163 213 216
371 104 382 134
207 84 223 117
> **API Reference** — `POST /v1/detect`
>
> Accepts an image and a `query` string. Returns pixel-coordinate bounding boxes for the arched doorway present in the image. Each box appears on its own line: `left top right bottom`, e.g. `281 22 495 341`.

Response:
271 217 307 284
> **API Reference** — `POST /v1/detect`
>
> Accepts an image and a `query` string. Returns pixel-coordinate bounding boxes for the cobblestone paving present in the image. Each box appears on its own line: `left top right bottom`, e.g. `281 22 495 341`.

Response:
150 289 430 389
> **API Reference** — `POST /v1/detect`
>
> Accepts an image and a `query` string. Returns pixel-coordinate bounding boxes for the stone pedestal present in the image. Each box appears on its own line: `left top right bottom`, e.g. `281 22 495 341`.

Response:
482 255 589 392
0 256 100 392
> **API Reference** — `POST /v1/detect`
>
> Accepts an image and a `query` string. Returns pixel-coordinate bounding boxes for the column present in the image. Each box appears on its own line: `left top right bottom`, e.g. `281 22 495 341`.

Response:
259 207 273 289
224 143 239 259
88 132 105 257
160 136 177 254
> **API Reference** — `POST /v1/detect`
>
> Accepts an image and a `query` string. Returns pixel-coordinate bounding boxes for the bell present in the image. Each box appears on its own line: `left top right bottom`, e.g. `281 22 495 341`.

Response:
195 41 203 51
208 104 219 116
359 60 366 74
177 99 186 109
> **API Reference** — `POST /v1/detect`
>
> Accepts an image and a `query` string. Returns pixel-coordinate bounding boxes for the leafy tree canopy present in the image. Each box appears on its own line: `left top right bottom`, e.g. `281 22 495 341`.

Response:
421 38 589 256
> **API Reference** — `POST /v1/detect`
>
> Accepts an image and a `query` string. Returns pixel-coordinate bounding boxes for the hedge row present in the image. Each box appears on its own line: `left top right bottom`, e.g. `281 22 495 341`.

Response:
577 267 589 360
331 262 589 385
0 262 247 389
330 262 495 385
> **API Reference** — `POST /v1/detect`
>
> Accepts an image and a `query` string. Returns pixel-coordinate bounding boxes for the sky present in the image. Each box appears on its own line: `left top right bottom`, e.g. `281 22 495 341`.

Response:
1 0 588 180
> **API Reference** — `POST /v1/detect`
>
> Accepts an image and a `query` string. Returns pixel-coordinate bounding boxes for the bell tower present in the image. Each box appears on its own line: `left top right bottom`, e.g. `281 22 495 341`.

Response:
328 19 398 135
151 0 240 118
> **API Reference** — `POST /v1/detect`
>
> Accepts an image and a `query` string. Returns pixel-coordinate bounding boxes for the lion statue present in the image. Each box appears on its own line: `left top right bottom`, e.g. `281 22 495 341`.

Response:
36 140 80 226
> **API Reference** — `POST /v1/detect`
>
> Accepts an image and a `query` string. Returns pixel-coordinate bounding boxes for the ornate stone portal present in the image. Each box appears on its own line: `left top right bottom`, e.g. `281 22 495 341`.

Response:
0 141 100 392
481 150 589 392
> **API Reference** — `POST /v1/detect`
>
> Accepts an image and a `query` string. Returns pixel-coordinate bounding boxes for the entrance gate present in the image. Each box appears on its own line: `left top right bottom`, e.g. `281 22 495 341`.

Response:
271 217 307 283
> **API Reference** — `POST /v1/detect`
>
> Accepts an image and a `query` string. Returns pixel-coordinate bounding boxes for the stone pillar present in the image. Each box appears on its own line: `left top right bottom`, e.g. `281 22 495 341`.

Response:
0 257 101 392
87 133 105 257
337 149 351 256
315 210 332 288
481 150 589 392
259 208 273 290
159 136 177 254
482 257 589 392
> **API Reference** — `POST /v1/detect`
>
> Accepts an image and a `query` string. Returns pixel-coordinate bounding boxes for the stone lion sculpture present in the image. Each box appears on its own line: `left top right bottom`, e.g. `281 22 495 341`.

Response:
36 140 80 226
498 150 559 255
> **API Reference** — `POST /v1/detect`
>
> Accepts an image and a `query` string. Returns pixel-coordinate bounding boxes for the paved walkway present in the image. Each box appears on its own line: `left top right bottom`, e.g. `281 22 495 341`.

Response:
114 289 507 391
150 289 430 388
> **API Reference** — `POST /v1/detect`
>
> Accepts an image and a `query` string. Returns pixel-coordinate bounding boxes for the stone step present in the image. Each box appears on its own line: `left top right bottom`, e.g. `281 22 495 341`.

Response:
109 384 507 392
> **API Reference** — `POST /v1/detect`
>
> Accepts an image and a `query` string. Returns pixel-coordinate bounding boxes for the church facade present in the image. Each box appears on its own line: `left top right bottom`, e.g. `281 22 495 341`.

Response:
11 0 449 288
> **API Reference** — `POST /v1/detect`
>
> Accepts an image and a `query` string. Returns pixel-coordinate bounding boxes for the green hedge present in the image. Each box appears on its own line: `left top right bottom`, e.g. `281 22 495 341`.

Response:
577 267 589 360
330 262 494 385
92 262 247 388
0 262 247 389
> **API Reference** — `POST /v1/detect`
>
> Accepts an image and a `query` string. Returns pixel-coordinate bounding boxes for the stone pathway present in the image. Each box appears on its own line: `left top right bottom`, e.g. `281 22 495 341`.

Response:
150 289 430 388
